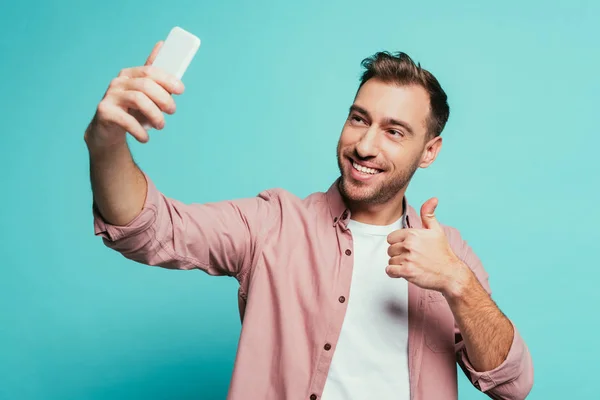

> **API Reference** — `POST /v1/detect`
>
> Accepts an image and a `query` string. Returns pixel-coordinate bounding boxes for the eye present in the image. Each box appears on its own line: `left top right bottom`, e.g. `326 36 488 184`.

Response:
349 114 366 125
388 129 404 138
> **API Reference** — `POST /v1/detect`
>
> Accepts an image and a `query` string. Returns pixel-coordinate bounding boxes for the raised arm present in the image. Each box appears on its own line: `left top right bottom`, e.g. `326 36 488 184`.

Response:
85 41 182 227
85 41 280 280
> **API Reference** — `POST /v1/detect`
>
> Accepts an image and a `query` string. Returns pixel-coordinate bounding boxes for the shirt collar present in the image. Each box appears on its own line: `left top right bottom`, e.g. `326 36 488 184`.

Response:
325 178 412 229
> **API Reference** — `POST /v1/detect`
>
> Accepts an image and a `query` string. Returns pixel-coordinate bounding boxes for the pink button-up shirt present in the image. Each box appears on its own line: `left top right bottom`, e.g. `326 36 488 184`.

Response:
93 173 534 400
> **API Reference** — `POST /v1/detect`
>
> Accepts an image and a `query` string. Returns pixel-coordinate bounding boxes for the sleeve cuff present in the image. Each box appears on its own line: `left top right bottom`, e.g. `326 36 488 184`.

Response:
459 320 526 392
92 171 160 242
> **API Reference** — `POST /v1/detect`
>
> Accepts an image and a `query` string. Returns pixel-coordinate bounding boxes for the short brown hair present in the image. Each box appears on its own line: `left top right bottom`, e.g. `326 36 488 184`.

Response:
359 51 450 138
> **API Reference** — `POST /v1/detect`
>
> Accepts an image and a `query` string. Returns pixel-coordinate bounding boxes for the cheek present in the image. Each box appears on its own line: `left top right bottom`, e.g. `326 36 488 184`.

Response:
336 136 347 153
382 144 421 171
339 126 363 148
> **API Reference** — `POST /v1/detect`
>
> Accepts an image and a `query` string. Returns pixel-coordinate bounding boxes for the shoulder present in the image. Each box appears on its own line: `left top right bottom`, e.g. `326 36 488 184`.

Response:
250 187 330 225
257 187 329 209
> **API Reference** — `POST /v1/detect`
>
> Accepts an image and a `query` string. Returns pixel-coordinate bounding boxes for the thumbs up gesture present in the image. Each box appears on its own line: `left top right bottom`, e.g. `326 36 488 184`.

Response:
386 198 470 298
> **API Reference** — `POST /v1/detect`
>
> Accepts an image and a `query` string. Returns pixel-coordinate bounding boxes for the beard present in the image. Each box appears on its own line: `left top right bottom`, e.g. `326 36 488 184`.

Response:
336 146 420 206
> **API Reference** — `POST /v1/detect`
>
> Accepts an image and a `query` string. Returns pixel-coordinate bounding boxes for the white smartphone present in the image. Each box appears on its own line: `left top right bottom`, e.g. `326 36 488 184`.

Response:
143 26 201 129
152 26 201 80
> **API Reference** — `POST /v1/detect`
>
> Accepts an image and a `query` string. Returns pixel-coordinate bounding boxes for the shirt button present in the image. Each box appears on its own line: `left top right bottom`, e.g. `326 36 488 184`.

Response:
345 249 352 256
324 343 331 351
310 394 317 400
338 296 346 303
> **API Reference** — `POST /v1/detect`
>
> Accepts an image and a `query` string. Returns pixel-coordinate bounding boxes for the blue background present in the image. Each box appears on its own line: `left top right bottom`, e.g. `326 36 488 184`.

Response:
1 0 598 398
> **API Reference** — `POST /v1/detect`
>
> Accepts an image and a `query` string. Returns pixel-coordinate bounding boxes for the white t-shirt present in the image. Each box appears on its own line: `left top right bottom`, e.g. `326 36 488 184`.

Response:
322 216 410 400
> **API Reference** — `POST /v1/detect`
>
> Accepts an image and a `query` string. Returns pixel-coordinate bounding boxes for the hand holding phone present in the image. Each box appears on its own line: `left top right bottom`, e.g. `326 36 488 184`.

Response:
142 27 201 129
85 27 201 147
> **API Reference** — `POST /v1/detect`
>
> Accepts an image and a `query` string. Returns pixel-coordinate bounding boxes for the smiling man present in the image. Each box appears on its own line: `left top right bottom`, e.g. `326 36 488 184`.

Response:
86 46 534 400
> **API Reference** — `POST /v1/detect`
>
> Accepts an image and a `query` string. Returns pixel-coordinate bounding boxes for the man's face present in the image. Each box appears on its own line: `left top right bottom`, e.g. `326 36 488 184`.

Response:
337 79 441 206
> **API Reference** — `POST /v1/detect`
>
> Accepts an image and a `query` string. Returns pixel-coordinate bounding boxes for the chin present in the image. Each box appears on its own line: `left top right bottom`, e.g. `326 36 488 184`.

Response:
340 174 377 202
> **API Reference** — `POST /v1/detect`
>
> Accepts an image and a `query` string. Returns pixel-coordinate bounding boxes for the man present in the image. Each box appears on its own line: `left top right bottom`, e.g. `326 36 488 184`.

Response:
85 41 534 399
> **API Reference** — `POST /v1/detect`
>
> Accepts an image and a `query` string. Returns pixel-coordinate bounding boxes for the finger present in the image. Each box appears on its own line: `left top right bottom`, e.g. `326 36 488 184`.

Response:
122 77 176 114
118 91 165 130
99 102 149 143
388 255 407 266
386 263 410 279
386 228 412 245
420 197 441 230
387 242 408 257
145 41 163 66
118 66 184 95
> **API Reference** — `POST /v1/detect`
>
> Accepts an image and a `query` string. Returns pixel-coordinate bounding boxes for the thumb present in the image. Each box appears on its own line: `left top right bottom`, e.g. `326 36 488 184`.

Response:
420 197 441 230
145 41 164 66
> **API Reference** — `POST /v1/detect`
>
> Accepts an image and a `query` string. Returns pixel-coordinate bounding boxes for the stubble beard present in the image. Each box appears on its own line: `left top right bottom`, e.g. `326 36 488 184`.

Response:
336 148 420 206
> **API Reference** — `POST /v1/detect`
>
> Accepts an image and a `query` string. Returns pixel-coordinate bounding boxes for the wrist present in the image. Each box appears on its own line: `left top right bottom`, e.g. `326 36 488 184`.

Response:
442 260 475 302
85 126 127 156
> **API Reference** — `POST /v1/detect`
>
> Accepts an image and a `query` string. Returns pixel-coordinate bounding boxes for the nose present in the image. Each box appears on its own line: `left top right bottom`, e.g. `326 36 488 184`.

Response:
355 126 380 159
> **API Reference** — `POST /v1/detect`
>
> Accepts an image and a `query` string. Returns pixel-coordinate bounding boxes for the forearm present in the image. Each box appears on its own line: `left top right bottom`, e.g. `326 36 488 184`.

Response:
85 129 147 226
446 266 514 372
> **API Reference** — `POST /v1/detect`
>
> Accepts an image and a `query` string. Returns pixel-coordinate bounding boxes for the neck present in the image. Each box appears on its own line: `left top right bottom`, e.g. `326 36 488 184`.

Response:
344 188 407 226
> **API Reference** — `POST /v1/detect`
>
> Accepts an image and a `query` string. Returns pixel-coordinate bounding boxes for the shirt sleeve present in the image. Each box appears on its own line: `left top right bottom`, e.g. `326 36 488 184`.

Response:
92 171 281 283
451 230 534 400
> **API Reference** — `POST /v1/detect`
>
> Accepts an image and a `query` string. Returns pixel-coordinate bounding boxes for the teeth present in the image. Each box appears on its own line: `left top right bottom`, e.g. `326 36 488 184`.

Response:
353 161 380 175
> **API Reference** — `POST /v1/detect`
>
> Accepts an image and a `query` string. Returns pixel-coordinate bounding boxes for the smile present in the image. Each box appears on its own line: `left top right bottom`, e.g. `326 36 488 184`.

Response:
351 159 383 175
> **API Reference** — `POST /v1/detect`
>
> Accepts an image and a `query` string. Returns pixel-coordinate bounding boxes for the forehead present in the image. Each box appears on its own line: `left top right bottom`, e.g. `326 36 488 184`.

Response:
354 79 430 132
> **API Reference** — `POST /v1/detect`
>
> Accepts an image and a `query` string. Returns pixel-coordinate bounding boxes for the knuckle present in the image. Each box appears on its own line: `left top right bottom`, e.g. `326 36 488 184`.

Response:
141 65 154 76
140 77 153 91
117 67 134 78
96 100 112 117
108 77 121 89
131 91 146 105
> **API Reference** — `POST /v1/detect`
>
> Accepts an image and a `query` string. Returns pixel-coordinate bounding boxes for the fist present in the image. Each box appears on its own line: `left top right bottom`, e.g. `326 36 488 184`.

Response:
386 198 468 297
84 41 185 148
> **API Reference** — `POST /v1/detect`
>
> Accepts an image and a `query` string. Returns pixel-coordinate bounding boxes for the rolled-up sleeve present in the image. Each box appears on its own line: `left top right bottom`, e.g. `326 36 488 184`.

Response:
92 171 280 281
450 228 534 399
93 172 162 243
457 320 534 399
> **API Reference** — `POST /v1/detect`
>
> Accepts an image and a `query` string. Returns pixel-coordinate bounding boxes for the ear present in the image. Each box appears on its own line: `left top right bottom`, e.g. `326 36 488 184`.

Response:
419 136 442 168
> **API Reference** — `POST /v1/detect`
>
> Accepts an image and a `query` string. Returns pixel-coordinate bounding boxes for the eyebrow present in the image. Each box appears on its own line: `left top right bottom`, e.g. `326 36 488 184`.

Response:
349 105 415 136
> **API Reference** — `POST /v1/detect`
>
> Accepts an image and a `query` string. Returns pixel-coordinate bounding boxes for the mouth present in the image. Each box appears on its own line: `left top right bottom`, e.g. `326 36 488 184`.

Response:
348 157 384 180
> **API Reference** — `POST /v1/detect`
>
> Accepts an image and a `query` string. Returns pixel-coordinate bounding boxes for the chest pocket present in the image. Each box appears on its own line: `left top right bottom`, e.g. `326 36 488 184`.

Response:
423 291 456 353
